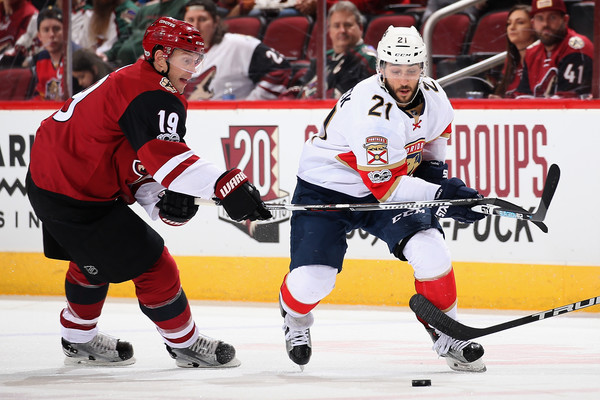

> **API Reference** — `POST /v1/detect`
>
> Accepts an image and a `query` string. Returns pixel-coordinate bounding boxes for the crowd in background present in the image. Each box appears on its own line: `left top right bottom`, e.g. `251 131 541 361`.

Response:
0 0 595 100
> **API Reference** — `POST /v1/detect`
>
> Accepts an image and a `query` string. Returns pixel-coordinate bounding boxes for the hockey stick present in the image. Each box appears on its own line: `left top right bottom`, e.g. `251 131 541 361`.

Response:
409 293 600 341
198 164 559 232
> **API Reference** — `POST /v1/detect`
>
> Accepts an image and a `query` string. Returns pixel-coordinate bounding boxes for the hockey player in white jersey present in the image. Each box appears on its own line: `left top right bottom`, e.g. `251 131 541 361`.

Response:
278 26 487 373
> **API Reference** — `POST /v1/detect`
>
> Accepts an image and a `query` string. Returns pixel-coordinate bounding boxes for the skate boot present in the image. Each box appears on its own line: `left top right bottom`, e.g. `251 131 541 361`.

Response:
426 327 486 372
281 309 313 368
62 333 135 366
165 333 240 368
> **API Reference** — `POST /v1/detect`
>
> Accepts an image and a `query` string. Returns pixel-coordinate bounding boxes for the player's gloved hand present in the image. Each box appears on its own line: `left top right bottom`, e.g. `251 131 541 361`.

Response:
412 160 448 185
214 169 272 222
434 177 485 223
157 190 199 226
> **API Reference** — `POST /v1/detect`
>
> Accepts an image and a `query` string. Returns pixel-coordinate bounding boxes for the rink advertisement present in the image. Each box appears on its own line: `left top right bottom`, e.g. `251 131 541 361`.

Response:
1 101 599 309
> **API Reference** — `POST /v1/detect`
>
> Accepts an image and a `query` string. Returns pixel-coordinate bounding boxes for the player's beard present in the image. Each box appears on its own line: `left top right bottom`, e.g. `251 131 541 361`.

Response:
538 23 567 47
393 84 418 105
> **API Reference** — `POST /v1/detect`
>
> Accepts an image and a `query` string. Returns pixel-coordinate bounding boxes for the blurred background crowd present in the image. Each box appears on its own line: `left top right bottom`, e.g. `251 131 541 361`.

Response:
0 0 595 101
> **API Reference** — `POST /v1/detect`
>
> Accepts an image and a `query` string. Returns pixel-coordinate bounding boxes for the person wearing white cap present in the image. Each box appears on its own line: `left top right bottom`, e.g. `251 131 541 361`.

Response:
515 0 594 98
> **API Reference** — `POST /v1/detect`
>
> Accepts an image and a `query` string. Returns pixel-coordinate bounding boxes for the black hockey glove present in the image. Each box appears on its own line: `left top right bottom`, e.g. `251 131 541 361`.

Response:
157 190 199 226
214 169 272 222
434 177 485 223
413 160 448 185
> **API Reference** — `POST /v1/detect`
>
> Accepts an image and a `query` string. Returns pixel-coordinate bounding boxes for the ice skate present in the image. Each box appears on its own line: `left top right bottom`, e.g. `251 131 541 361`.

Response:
281 310 313 369
426 327 486 372
62 333 135 366
166 334 240 368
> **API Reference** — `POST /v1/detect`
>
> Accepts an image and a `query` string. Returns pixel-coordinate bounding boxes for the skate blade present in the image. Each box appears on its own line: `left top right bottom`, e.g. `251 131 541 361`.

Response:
64 356 136 367
176 357 241 369
445 357 486 373
299 364 304 372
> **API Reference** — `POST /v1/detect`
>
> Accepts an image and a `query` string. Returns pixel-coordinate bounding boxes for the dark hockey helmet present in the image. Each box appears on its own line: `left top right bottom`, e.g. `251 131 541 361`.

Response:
143 17 205 62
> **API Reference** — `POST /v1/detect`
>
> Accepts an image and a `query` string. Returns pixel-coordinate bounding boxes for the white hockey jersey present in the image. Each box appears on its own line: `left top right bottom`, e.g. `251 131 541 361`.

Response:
297 74 454 201
184 33 290 100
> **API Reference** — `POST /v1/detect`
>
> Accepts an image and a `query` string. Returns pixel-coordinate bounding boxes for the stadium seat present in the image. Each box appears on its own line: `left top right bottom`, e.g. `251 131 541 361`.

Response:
224 16 266 39
262 16 312 60
467 10 509 58
423 13 473 60
363 14 417 49
305 23 333 59
0 68 34 100
569 1 594 42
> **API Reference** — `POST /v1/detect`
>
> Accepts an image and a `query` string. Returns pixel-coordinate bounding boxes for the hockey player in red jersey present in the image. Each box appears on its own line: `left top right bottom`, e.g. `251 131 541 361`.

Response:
278 26 487 373
27 16 271 367
515 0 594 98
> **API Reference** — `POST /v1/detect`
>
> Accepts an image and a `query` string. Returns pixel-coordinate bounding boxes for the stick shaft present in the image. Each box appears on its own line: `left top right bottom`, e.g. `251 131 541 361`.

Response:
409 294 600 340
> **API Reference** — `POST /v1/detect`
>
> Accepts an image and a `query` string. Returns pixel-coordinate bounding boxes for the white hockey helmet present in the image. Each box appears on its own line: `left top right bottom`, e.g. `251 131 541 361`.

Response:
376 25 427 66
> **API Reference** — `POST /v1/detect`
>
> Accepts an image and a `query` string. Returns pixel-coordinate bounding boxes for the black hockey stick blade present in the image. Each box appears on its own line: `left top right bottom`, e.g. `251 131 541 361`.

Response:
471 198 548 233
409 293 600 341
531 163 560 222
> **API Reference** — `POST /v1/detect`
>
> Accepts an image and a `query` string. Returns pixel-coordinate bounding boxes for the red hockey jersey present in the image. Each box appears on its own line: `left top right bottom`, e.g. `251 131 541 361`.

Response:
33 51 64 101
515 29 594 98
30 59 223 203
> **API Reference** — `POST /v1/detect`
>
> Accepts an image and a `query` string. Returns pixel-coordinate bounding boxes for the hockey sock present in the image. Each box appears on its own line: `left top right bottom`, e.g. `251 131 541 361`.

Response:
279 273 321 317
414 267 458 326
134 247 197 348
61 262 109 343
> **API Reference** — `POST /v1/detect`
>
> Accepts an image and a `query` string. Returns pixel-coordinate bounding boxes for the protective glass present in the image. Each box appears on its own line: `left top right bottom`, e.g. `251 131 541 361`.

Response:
168 49 204 74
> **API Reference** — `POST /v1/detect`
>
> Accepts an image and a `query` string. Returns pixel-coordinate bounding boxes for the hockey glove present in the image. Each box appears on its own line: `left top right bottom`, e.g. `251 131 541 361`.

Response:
157 190 199 226
434 177 485 223
214 169 272 222
413 160 448 185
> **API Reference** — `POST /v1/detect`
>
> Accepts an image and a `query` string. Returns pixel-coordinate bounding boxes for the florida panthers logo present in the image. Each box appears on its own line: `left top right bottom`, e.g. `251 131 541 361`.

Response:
405 139 425 174
364 136 388 165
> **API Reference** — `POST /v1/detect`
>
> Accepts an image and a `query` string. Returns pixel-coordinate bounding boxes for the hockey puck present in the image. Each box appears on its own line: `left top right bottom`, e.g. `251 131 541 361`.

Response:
411 379 431 387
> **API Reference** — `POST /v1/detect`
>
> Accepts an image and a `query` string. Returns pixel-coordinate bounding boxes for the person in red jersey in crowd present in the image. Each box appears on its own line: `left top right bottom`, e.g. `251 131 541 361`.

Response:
27 16 271 368
0 0 37 56
31 6 69 100
515 0 594 98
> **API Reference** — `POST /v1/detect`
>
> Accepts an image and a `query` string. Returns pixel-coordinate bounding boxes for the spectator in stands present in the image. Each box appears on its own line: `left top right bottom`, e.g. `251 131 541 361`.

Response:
490 4 536 98
74 0 139 59
104 0 187 66
0 0 38 57
515 0 594 98
32 6 72 100
3 0 95 69
182 0 291 100
30 5 88 100
217 0 255 17
72 47 114 90
282 0 376 99
249 0 388 19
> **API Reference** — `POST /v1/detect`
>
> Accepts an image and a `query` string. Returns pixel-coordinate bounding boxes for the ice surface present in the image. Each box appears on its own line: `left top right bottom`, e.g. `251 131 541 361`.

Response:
1 296 599 399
